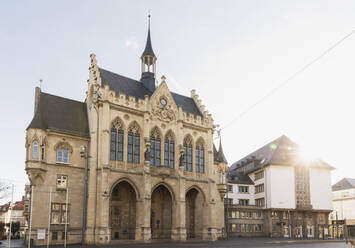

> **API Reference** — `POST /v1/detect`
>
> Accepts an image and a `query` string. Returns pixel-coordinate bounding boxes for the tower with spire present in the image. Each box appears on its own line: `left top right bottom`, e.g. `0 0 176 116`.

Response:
140 14 157 92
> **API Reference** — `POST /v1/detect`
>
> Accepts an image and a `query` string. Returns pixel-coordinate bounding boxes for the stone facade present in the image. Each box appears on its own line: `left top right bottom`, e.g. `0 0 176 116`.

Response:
25 24 227 246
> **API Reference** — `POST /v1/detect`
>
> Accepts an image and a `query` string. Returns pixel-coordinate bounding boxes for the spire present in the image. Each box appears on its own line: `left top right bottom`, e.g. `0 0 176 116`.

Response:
141 13 155 57
216 130 228 164
140 13 157 92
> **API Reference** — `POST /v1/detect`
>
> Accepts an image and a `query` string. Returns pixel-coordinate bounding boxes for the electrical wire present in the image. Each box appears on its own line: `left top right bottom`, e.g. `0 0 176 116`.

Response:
219 29 355 133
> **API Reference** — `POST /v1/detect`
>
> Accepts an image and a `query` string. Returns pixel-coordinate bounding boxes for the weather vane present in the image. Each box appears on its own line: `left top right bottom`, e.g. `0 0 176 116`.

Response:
39 79 43 89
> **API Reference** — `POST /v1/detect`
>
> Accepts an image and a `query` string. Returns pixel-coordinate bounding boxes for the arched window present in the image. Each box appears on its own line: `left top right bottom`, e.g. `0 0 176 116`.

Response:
195 140 205 173
128 124 140 164
57 146 69 163
150 128 161 166
183 136 193 171
110 120 124 161
219 171 223 183
164 132 175 168
32 141 39 159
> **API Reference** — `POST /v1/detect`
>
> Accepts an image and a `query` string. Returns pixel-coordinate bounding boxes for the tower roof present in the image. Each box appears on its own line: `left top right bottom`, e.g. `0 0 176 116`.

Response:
141 15 155 57
216 137 228 163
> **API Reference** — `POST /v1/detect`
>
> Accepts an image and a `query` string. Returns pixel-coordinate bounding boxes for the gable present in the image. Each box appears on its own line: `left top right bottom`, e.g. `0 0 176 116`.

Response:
99 68 202 117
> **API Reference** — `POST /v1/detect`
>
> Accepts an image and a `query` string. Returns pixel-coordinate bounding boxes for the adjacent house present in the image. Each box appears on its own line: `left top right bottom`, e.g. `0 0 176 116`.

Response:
225 135 334 238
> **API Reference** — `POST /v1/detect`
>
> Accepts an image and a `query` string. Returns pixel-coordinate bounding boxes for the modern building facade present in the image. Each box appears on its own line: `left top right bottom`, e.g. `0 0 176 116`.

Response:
25 21 227 246
330 178 355 237
225 135 334 239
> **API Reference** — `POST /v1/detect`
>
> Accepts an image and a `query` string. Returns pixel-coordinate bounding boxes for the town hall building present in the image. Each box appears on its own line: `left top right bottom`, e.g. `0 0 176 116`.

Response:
25 21 228 246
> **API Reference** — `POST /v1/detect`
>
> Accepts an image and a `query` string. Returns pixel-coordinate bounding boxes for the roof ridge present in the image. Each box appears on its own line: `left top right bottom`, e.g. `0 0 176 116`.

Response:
99 67 142 84
41 92 85 104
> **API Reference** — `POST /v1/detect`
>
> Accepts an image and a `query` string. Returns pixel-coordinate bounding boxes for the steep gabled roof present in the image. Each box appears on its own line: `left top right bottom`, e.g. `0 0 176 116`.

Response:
230 135 334 173
27 92 89 138
99 68 203 117
227 168 254 185
332 178 355 191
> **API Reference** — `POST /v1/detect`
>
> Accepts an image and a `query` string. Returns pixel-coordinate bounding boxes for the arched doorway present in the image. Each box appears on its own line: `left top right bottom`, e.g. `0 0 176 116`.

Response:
186 188 204 239
151 185 172 239
110 181 136 240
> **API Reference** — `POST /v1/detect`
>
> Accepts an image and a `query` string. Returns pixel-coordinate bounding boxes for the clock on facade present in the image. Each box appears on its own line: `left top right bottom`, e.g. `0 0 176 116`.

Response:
160 98 167 106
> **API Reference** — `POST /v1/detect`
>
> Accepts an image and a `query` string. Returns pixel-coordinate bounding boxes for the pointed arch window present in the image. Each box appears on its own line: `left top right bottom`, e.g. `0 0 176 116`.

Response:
150 128 161 166
110 121 124 161
164 132 175 168
32 141 39 159
127 124 140 164
196 140 205 173
183 136 193 171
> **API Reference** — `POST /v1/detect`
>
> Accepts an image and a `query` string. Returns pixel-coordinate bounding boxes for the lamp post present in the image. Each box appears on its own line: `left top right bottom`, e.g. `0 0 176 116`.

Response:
80 146 89 246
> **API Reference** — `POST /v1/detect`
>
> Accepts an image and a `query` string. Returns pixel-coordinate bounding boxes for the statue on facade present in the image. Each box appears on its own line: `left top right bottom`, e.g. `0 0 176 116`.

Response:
179 152 185 167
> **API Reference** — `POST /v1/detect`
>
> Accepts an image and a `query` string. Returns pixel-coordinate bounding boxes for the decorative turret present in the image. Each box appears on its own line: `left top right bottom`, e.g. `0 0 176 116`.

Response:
141 14 157 92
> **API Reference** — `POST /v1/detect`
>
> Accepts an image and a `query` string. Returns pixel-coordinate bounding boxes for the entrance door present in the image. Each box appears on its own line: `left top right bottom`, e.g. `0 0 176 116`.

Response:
151 185 172 239
110 181 136 240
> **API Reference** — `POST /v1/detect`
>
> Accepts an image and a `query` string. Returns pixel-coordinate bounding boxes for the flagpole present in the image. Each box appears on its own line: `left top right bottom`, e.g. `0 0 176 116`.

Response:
28 186 34 248
47 187 52 248
8 184 14 248
64 188 69 248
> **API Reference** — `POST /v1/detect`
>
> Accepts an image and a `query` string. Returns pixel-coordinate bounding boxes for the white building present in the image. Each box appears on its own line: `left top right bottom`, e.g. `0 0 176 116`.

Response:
225 135 334 238
331 178 355 237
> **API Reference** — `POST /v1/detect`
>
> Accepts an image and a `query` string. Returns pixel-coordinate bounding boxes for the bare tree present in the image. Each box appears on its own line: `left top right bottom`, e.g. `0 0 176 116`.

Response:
0 181 10 200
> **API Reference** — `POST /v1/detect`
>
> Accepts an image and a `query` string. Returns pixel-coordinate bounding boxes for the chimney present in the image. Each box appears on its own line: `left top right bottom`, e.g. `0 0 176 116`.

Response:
34 87 41 114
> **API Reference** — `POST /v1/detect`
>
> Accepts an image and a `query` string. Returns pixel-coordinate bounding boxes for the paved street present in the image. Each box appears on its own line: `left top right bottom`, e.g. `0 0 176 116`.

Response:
0 239 349 248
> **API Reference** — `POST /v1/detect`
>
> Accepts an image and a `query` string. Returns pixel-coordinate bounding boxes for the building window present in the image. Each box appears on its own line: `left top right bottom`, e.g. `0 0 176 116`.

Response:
255 212 263 219
164 132 175 168
41 145 45 160
255 170 264 180
238 199 249 206
183 136 193 171
56 175 68 190
255 184 264 193
231 210 240 218
110 124 124 161
272 211 279 219
33 141 39 159
195 140 204 173
255 224 263 232
52 231 58 240
128 125 140 164
238 186 249 193
150 128 161 166
255 197 265 207
227 185 233 193
51 203 69 224
57 146 69 163
62 231 68 240
224 198 233 205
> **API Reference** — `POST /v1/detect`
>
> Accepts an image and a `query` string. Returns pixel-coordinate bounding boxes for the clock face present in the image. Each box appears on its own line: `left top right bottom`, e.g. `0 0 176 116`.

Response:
160 98 167 106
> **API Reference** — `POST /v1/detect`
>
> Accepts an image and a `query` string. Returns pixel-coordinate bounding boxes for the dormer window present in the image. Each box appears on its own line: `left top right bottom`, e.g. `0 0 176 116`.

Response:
32 141 39 159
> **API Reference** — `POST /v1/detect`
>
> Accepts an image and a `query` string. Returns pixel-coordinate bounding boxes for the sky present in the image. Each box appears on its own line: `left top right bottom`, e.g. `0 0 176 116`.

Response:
0 0 355 203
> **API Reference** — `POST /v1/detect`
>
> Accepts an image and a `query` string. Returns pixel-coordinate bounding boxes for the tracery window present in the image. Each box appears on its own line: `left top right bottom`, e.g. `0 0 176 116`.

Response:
183 136 193 171
195 140 205 173
110 120 124 161
51 203 70 224
32 141 39 159
57 146 69 163
150 128 161 166
128 124 140 164
164 132 175 168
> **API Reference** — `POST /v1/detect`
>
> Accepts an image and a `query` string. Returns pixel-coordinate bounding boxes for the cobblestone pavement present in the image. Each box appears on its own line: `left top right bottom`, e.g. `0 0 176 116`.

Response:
0 238 349 248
